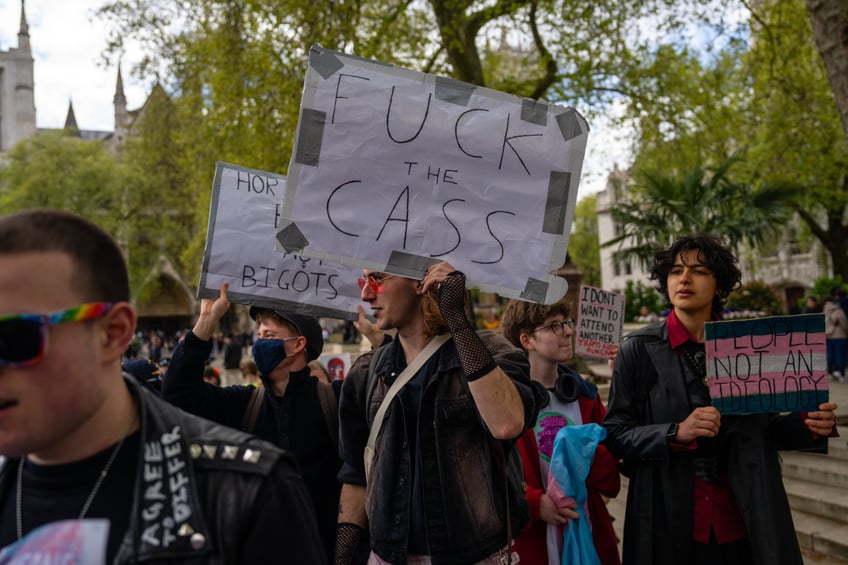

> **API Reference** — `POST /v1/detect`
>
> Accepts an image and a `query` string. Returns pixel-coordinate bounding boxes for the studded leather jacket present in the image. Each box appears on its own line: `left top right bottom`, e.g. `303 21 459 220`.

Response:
0 377 327 564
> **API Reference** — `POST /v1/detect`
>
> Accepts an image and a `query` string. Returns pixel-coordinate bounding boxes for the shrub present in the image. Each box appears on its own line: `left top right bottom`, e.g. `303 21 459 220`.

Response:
725 280 782 318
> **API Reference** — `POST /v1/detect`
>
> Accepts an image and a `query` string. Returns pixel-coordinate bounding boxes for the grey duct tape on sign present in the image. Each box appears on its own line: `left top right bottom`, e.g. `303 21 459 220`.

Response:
434 77 476 107
386 251 442 279
543 171 572 234
520 278 550 303
556 108 584 143
295 108 326 166
521 99 548 126
276 222 310 253
308 47 345 80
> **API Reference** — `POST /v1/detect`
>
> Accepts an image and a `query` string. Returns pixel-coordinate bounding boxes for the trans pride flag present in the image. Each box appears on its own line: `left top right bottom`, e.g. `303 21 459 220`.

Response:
705 314 829 415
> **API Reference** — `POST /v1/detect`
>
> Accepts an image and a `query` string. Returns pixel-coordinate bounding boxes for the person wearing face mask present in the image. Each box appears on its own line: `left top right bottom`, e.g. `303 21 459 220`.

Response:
162 283 341 562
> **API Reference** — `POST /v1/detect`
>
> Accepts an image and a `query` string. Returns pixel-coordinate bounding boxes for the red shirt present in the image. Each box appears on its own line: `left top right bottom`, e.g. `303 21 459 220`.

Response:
666 311 748 544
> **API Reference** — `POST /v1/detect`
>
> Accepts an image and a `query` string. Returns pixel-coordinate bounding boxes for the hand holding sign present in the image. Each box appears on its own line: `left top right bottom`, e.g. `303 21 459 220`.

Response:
804 401 838 437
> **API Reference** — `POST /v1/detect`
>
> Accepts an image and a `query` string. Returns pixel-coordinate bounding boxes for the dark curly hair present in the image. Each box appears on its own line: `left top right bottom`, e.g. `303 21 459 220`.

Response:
650 234 741 314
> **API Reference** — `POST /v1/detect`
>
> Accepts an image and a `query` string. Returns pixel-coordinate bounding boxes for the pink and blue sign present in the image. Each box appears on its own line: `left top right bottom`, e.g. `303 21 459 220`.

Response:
705 314 828 414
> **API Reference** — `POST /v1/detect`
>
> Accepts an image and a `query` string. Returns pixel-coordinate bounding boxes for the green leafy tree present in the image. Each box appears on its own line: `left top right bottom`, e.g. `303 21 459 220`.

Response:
604 157 798 269
624 280 665 322
568 195 601 287
0 131 124 234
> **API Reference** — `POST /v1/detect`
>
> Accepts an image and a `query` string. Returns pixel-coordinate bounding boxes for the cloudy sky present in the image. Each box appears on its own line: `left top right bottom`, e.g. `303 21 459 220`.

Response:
0 0 628 195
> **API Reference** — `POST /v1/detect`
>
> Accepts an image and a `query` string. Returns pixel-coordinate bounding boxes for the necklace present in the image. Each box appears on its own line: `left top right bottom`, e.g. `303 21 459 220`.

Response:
16 416 136 540
680 343 708 385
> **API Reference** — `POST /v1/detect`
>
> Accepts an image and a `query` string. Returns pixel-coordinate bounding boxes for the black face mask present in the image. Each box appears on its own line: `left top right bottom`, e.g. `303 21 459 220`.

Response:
252 338 288 376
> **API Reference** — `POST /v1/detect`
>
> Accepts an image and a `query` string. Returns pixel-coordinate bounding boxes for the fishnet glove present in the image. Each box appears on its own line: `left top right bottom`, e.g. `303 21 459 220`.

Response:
334 522 364 565
438 271 496 381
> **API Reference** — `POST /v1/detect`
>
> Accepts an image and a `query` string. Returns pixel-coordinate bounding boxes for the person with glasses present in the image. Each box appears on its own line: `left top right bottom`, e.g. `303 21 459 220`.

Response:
161 288 343 562
500 300 621 565
334 263 546 565
0 209 325 563
603 234 838 565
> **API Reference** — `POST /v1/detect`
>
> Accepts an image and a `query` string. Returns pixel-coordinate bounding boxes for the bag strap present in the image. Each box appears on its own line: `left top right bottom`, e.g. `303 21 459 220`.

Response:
241 381 340 450
365 333 450 453
242 383 265 432
317 380 339 448
494 442 513 565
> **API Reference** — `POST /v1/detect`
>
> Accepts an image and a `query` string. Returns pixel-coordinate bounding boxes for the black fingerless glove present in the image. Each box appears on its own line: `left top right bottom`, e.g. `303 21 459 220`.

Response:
438 271 496 381
334 522 364 565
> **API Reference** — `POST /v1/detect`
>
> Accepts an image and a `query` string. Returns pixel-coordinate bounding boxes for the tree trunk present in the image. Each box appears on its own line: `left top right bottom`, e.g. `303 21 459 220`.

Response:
807 0 848 140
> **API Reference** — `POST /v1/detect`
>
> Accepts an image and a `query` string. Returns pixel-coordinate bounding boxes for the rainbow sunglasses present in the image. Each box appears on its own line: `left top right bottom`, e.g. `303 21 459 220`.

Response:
0 302 113 367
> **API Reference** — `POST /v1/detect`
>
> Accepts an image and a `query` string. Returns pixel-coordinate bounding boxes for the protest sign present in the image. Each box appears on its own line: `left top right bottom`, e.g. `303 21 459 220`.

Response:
198 162 364 320
705 314 828 414
575 285 624 359
319 352 351 381
277 45 590 304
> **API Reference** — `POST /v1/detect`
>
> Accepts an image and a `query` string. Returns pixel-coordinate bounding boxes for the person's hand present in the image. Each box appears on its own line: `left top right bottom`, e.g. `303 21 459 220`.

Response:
354 305 384 348
193 284 231 341
607 345 619 372
805 402 838 436
539 493 580 525
418 261 457 296
675 406 721 444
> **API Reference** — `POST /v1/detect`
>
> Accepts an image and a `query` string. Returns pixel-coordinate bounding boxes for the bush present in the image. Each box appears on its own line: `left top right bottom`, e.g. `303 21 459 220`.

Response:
724 280 782 318
624 280 665 322
811 275 848 301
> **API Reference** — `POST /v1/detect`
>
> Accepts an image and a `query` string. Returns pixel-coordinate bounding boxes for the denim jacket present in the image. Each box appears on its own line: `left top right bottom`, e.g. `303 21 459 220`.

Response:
338 331 543 565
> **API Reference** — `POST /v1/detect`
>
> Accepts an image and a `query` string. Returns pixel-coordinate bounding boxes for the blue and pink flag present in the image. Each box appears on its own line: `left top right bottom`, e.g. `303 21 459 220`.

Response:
705 314 828 415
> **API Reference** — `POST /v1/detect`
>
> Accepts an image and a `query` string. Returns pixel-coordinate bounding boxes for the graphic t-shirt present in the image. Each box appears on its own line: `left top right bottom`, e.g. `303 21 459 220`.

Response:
534 389 583 565
0 432 138 563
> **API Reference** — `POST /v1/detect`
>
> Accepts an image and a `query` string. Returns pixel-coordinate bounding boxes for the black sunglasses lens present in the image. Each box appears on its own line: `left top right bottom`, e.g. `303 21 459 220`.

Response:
0 318 43 364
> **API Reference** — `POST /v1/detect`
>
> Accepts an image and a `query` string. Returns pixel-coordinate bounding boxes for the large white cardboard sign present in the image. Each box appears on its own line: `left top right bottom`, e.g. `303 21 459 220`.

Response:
198 162 364 320
276 45 589 304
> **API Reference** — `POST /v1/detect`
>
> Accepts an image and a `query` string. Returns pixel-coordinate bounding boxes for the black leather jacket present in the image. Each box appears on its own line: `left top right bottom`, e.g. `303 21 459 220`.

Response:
339 331 543 565
0 377 327 564
603 321 828 565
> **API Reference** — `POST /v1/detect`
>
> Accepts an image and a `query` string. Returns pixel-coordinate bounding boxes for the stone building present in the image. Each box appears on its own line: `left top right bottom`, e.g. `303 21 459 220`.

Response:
0 0 197 332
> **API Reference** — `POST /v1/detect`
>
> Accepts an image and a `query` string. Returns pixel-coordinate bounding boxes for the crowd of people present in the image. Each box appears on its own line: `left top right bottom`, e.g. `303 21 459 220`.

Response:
0 209 840 564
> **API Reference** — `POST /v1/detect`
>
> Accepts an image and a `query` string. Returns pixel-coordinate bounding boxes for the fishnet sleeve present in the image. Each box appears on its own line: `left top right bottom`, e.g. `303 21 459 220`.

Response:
438 271 496 381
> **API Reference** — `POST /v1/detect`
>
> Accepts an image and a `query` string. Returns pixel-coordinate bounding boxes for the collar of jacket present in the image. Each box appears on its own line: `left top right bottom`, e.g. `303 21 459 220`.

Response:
122 375 214 560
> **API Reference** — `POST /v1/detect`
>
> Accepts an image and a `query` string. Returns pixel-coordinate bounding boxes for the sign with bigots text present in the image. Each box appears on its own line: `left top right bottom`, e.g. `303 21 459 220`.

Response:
705 314 828 414
276 45 590 304
198 162 363 320
575 285 624 359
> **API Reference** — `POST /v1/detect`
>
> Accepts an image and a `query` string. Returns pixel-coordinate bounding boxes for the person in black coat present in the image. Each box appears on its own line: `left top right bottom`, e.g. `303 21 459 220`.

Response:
604 234 838 565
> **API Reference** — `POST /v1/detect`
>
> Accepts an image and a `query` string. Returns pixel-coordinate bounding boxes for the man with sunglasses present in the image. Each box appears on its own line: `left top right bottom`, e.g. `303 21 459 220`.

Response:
335 263 545 565
0 210 325 564
162 285 343 562
500 300 620 565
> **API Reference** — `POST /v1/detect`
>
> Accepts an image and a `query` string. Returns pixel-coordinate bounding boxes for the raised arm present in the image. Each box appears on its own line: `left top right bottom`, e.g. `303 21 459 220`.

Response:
420 264 528 439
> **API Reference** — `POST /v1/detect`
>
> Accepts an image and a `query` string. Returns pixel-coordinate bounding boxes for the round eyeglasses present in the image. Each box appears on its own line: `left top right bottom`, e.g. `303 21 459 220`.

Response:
532 319 575 336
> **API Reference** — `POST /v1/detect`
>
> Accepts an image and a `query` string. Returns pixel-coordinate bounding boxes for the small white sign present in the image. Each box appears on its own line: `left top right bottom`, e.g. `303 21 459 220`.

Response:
575 285 624 359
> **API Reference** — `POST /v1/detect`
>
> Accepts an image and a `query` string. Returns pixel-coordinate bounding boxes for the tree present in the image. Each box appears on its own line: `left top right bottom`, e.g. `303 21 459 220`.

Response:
0 130 123 228
604 157 799 269
568 195 601 287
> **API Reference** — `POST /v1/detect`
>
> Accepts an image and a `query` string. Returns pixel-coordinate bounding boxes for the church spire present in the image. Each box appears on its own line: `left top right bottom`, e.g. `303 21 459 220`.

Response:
18 0 30 52
114 62 127 107
64 100 80 136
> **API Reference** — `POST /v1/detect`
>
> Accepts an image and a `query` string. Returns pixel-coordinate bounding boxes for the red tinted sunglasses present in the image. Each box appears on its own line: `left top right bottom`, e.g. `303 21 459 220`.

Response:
357 273 396 294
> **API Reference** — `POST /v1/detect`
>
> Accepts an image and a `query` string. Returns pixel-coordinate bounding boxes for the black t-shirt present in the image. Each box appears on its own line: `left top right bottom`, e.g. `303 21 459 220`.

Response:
0 432 138 562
